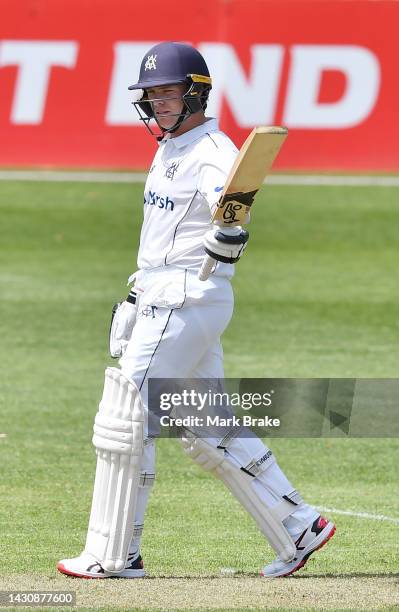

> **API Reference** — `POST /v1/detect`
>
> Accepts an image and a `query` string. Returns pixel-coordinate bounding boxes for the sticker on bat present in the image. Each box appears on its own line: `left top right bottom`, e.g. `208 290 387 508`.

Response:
222 201 244 223
218 190 258 210
217 190 258 223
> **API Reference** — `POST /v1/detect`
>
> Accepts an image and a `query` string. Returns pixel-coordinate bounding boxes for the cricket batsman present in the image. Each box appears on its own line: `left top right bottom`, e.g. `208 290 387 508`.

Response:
57 42 335 579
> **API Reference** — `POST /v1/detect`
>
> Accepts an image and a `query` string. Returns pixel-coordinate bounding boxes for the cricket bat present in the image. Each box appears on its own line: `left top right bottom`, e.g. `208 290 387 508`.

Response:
198 126 288 281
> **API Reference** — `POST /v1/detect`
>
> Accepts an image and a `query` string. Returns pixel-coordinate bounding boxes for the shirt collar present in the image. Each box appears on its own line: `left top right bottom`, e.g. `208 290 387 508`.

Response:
162 118 219 149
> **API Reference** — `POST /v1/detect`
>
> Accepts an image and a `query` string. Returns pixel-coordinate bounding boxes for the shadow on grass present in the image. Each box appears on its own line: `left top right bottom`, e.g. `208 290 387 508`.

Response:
291 572 399 579
115 571 399 580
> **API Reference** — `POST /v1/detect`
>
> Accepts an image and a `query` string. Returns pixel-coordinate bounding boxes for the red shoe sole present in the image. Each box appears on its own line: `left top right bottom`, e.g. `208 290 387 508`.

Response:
57 562 106 579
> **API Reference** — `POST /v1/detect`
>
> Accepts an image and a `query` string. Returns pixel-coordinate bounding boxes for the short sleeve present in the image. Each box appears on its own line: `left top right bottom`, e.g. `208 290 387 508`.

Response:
197 146 238 210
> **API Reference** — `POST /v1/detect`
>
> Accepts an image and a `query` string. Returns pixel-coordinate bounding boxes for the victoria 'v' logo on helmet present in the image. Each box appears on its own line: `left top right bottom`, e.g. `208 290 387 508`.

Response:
144 54 157 71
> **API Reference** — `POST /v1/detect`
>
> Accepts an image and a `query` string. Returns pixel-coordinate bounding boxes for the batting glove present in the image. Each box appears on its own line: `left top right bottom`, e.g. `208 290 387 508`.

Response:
109 289 138 358
203 226 249 264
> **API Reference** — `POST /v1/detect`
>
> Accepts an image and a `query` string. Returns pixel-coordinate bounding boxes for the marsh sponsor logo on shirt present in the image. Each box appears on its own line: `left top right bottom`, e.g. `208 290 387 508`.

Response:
144 190 175 211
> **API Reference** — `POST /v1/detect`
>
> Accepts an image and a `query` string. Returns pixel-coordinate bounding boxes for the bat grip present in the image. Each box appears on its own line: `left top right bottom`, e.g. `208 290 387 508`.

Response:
198 254 216 281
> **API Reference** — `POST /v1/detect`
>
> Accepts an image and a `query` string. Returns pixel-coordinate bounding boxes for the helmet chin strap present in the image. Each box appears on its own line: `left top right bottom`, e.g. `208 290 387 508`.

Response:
154 103 190 136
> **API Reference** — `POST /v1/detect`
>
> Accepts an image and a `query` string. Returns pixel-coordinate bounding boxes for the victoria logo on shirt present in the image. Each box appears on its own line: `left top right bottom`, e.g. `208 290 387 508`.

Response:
144 190 175 211
165 162 179 180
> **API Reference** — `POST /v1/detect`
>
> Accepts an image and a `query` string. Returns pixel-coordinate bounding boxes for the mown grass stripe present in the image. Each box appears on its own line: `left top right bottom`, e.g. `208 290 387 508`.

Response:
1 170 399 186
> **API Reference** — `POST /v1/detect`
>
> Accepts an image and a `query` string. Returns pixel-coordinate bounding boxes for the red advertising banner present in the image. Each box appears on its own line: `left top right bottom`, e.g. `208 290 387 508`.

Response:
0 0 398 170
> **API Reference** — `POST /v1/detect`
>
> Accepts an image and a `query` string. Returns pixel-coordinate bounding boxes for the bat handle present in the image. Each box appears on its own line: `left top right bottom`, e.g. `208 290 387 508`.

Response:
198 254 216 281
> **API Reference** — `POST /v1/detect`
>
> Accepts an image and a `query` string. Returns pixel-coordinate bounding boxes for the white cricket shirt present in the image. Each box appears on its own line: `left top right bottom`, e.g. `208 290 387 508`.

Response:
137 118 238 277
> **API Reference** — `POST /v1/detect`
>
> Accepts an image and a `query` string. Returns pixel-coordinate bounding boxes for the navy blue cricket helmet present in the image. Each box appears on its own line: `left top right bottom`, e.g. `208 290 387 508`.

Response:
129 42 212 136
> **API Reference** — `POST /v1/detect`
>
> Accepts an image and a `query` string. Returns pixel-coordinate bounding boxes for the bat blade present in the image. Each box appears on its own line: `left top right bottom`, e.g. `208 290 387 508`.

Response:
211 126 288 226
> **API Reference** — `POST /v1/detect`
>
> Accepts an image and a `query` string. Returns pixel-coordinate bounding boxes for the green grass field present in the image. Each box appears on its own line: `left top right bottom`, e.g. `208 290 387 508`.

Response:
0 179 398 610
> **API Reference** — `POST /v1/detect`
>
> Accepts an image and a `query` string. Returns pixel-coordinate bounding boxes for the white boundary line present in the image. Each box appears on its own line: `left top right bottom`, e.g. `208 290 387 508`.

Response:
316 505 399 524
0 170 147 183
269 175 399 187
1 170 399 187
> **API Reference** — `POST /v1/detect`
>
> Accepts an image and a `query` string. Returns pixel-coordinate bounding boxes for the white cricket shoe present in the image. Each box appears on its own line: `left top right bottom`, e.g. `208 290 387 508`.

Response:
261 515 336 578
57 552 145 579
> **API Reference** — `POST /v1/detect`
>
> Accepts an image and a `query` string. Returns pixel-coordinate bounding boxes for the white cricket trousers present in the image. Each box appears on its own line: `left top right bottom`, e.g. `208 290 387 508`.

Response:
120 268 234 391
119 268 233 555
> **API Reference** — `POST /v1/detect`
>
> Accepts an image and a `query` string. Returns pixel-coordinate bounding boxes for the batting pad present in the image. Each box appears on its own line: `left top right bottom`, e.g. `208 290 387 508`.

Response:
182 434 298 562
85 367 144 573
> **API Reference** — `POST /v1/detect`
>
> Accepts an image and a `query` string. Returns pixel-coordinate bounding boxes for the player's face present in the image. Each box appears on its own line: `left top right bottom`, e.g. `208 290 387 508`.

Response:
146 84 186 129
